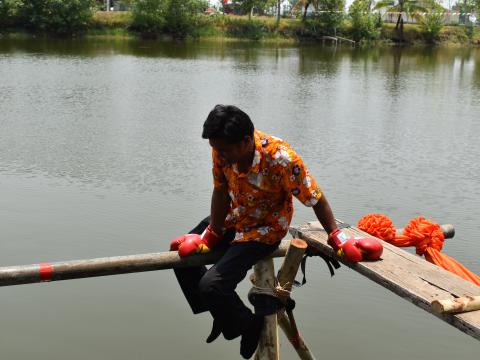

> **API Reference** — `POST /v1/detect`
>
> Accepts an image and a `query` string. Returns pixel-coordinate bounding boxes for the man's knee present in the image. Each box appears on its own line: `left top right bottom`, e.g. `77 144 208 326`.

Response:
198 270 220 298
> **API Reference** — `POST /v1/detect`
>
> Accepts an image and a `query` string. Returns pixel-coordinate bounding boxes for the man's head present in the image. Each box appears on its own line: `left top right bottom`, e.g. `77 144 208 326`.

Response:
202 105 254 165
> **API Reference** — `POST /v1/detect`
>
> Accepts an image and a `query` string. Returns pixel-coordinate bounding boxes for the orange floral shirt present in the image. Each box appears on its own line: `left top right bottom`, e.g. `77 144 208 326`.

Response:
212 129 322 245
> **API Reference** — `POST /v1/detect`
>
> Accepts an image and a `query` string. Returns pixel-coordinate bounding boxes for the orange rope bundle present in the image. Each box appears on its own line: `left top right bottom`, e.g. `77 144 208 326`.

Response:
358 214 480 287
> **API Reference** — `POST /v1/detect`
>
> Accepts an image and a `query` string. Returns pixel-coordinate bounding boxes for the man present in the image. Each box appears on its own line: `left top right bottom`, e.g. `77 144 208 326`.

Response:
170 105 382 359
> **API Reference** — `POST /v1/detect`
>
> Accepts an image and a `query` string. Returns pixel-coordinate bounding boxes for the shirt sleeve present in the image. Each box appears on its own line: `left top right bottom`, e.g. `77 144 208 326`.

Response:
282 149 322 207
212 149 227 188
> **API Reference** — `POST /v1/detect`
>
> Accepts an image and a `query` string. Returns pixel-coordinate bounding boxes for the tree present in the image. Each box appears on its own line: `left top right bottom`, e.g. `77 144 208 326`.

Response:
237 0 267 19
419 12 444 43
131 0 206 38
164 0 206 38
131 0 167 34
293 0 320 20
349 0 382 41
317 0 345 35
18 0 95 34
0 0 21 29
374 0 427 41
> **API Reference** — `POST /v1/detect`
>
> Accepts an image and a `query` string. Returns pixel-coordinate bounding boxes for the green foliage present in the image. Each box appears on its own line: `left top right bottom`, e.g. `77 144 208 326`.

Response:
222 16 267 40
317 0 345 35
131 0 206 37
465 23 475 39
419 12 444 43
0 0 21 29
237 0 260 17
18 0 95 34
131 0 167 34
437 25 467 43
348 0 381 41
300 18 322 37
374 0 429 40
90 10 132 29
164 0 207 38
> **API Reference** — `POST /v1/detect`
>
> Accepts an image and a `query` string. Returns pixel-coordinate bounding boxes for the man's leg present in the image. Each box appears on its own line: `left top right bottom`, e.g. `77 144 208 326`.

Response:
198 241 278 340
172 217 234 314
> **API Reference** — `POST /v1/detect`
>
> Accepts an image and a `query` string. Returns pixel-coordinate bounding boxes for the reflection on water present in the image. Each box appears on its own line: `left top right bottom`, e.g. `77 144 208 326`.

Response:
1 38 479 359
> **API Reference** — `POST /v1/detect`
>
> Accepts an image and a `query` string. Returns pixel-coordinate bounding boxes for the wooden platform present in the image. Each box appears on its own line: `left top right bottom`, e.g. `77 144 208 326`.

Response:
290 220 480 341
321 36 356 47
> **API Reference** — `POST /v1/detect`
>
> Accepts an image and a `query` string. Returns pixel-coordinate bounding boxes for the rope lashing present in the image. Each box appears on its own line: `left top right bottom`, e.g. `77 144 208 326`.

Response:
248 275 297 315
249 279 292 303
358 214 480 287
249 277 300 345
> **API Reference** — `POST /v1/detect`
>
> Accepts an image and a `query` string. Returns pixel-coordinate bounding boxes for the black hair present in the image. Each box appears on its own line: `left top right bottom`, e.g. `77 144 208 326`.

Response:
202 105 254 143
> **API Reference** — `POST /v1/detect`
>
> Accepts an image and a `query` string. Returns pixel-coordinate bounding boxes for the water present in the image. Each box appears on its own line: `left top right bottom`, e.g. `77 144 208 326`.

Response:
0 37 479 359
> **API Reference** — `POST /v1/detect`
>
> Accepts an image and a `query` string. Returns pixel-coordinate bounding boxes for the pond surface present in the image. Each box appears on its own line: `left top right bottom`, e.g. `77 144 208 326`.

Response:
0 37 479 359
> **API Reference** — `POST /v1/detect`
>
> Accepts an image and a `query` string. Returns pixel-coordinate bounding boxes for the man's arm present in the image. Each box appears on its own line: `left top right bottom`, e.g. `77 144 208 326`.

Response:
210 183 231 235
313 194 383 262
170 185 230 256
312 194 338 234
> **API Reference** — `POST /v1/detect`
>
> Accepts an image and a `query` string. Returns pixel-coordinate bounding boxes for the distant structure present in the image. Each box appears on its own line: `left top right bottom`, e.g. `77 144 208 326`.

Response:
104 0 130 11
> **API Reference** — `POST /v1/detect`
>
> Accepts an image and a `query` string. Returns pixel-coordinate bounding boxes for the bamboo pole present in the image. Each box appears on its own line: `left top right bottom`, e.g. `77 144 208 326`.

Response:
253 258 279 360
432 296 480 314
0 240 290 287
277 312 316 360
303 221 455 240
397 224 455 239
276 239 307 291
275 239 315 360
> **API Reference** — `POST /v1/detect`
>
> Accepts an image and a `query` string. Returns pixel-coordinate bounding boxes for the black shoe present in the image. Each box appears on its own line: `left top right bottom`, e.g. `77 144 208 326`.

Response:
206 318 222 343
240 315 264 359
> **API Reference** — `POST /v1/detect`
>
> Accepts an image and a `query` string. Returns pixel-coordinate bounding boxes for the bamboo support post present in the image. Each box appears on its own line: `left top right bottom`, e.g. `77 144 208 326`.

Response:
432 296 480 314
277 312 316 360
0 240 290 287
276 239 315 360
253 258 279 360
276 239 307 291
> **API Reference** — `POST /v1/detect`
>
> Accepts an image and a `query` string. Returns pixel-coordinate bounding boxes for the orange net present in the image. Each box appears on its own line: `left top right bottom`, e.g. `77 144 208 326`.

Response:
358 214 480 287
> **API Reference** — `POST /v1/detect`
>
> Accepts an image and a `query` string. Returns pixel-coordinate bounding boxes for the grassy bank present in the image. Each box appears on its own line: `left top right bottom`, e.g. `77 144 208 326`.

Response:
380 23 480 46
2 10 479 46
86 11 480 46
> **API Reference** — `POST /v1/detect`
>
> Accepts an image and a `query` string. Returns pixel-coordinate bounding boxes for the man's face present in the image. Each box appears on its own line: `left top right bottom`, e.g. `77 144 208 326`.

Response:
209 137 251 165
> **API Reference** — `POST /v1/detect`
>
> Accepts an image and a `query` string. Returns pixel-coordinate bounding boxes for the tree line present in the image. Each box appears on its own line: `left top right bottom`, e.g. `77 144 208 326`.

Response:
0 0 479 43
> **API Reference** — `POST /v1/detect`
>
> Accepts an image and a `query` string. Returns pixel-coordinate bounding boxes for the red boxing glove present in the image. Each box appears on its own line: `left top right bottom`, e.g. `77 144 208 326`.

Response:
327 228 348 252
170 233 198 251
328 228 383 263
170 225 222 257
341 238 383 263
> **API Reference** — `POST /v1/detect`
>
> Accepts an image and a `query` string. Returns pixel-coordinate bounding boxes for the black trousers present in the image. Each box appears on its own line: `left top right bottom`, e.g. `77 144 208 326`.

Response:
173 217 279 340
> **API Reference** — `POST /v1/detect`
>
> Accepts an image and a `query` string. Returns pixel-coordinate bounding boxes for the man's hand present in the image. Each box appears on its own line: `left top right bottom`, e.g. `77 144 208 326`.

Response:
170 225 222 257
328 228 383 263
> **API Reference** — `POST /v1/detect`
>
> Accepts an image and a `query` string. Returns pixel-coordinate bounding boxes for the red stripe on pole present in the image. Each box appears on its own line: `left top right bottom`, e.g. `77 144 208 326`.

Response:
39 263 53 282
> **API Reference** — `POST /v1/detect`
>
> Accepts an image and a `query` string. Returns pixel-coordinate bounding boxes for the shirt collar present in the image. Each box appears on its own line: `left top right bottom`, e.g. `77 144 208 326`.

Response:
251 129 263 173
232 129 263 175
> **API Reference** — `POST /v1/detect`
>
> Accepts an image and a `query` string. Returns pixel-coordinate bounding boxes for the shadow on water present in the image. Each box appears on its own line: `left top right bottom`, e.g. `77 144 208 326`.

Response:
0 36 293 60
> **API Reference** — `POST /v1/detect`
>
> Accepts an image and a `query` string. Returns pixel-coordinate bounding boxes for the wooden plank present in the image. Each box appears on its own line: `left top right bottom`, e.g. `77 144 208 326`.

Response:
335 36 356 46
289 221 480 341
